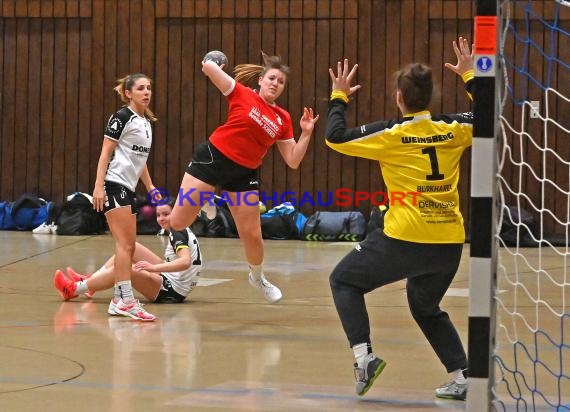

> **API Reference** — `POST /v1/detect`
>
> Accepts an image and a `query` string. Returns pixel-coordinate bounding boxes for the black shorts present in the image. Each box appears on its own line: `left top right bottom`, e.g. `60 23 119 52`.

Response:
104 181 136 214
154 274 186 303
186 141 259 192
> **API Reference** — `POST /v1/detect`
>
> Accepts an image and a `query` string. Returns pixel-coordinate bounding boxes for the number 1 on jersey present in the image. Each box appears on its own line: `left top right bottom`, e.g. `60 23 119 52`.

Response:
422 147 444 180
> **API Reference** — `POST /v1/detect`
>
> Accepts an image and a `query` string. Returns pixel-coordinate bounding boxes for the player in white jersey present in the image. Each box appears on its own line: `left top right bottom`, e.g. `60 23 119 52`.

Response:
54 201 202 306
92 73 160 321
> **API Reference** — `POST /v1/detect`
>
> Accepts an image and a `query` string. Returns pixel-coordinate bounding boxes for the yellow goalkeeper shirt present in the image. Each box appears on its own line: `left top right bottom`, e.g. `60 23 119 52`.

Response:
326 105 473 244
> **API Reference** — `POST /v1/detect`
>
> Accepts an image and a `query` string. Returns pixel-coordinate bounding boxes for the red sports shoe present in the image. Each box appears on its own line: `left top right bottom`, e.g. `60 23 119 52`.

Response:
54 269 78 300
66 266 95 298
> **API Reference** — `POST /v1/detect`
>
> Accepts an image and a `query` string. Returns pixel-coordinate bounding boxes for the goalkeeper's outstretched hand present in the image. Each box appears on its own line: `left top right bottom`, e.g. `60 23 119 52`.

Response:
444 36 474 77
329 59 361 97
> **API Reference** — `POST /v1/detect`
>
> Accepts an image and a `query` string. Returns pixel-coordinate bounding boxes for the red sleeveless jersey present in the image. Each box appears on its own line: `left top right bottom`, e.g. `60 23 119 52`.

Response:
209 82 294 169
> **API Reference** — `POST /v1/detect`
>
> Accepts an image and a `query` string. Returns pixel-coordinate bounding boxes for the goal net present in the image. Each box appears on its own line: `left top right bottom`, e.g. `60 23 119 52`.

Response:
493 0 570 410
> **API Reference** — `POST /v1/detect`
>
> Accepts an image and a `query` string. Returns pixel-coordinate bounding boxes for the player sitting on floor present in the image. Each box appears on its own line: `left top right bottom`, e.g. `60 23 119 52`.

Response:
54 200 203 317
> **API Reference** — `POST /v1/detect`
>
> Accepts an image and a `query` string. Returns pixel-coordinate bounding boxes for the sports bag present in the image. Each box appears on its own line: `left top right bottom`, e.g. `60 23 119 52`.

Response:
191 209 217 237
135 196 161 235
56 192 106 235
261 213 300 240
10 193 53 230
190 196 238 238
302 210 367 241
500 205 538 247
260 202 306 240
0 201 15 229
191 209 229 237
216 202 238 238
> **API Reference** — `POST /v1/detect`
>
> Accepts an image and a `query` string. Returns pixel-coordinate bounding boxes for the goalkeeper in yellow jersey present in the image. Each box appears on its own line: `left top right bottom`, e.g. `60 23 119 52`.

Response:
326 37 474 400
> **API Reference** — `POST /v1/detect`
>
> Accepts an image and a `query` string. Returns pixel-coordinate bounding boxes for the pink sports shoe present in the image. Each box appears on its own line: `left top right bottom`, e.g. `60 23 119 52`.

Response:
114 298 156 321
107 297 119 315
65 266 95 298
54 269 78 301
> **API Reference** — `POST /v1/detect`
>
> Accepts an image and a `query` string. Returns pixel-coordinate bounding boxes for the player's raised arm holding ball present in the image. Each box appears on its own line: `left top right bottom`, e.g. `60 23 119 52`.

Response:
169 50 319 304
326 38 474 400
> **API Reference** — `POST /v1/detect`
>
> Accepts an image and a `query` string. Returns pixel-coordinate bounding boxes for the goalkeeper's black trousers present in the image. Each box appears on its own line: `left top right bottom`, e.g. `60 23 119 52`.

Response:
329 228 468 373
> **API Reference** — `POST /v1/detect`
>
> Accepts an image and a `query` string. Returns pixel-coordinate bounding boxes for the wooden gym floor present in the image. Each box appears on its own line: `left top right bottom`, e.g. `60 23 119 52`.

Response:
0 229 538 412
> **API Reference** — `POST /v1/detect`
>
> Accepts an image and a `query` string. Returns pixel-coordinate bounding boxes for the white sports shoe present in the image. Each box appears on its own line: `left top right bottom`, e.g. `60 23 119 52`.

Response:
33 222 57 234
248 273 283 304
114 298 156 321
108 298 119 315
354 353 387 396
435 380 467 400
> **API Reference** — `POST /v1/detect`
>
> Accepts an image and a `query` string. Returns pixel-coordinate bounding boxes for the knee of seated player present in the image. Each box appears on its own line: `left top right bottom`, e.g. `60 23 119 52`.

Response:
116 240 136 257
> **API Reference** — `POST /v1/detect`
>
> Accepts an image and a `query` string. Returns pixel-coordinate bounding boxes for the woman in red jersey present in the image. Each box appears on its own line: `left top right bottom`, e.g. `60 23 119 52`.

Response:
170 51 319 304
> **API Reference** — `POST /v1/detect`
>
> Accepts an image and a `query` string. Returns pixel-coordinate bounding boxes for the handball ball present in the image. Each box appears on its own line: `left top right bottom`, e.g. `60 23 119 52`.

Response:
139 205 156 220
203 50 228 67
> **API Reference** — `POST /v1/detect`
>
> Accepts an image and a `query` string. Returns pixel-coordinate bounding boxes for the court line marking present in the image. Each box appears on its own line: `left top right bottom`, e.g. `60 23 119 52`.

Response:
0 236 97 269
0 344 85 393
196 277 232 287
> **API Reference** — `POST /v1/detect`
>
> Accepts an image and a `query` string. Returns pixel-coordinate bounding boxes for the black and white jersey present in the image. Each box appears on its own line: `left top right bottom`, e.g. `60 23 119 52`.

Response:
163 228 203 297
104 106 152 192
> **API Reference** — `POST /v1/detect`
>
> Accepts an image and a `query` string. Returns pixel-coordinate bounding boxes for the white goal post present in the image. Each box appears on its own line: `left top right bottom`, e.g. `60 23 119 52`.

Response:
469 1 570 411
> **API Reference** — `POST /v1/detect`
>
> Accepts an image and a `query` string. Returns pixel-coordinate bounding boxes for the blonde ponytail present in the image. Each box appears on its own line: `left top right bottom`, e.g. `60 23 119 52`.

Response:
233 64 264 85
